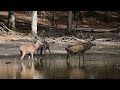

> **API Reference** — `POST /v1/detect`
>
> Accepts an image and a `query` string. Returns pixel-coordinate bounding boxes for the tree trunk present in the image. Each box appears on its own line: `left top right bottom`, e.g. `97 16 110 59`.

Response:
67 11 73 33
52 12 55 26
7 11 16 31
79 11 83 21
31 11 37 35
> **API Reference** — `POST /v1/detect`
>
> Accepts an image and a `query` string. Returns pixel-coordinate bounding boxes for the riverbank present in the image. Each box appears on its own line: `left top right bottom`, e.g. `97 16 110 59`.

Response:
0 34 120 59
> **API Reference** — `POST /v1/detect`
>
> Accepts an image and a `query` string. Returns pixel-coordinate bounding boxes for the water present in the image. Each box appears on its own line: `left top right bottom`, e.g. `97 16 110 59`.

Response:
0 54 120 79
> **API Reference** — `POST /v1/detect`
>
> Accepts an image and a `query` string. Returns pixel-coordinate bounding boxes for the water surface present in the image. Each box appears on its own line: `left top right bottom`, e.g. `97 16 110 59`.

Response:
0 54 120 79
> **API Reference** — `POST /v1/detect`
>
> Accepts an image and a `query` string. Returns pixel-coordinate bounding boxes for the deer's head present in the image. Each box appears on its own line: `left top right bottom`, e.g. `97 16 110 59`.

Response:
79 30 96 46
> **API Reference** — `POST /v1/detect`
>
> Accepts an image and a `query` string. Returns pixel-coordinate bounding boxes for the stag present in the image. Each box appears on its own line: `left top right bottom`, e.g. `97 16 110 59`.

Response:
37 30 51 57
38 40 51 56
65 31 96 68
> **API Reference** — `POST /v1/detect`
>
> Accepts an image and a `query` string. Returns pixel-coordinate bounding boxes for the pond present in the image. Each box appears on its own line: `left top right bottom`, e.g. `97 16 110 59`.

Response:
0 54 120 79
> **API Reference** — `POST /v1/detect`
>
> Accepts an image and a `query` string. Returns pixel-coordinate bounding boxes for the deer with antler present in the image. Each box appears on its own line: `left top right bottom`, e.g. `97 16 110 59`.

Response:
65 31 96 68
37 30 51 58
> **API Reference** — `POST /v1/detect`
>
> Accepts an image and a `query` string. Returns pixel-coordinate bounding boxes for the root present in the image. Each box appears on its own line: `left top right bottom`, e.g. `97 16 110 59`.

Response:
0 22 23 36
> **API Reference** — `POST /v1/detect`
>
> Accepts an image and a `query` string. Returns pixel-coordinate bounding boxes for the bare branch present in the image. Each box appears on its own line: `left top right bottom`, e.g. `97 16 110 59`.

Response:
88 34 94 40
0 22 12 32
80 30 86 39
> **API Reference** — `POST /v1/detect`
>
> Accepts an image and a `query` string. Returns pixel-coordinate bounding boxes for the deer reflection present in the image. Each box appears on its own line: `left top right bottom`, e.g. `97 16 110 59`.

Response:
68 67 85 79
20 61 44 79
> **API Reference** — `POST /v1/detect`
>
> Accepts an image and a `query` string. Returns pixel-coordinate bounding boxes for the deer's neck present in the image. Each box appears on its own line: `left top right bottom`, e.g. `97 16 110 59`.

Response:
83 42 92 50
34 43 40 49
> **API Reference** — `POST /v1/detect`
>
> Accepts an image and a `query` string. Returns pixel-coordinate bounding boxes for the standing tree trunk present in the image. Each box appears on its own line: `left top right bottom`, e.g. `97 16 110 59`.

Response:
104 11 111 22
7 11 16 31
79 11 83 21
31 11 37 35
52 12 55 26
67 11 73 33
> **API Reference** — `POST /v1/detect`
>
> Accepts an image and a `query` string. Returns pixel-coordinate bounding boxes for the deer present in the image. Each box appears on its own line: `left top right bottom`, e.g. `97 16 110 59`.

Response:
37 30 51 59
37 40 51 57
19 36 43 61
65 31 96 68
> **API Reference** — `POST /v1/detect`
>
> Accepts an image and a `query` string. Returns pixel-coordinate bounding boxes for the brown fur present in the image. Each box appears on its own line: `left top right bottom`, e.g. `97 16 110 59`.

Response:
19 40 43 61
65 40 96 67
37 40 51 56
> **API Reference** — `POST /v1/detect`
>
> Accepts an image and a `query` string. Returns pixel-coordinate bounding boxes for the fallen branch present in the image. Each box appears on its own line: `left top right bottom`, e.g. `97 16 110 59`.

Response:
44 36 87 44
0 22 12 32
0 22 23 36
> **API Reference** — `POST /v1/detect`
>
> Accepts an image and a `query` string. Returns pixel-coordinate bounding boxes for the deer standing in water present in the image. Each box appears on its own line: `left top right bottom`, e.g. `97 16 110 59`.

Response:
37 30 51 58
19 35 43 61
65 31 96 68
37 40 51 57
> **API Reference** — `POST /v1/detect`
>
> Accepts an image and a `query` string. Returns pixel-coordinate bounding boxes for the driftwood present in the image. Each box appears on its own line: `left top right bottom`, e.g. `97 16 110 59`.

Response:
45 30 90 44
0 22 23 35
0 22 13 32
42 26 120 33
45 36 87 45
72 28 119 32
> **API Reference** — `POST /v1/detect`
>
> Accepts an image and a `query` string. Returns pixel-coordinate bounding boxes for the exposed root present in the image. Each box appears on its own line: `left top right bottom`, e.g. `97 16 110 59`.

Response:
0 22 24 36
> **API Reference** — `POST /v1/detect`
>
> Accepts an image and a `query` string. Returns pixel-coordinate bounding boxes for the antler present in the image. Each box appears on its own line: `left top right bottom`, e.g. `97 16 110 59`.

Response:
33 34 42 41
79 30 87 39
88 34 94 41
78 30 94 41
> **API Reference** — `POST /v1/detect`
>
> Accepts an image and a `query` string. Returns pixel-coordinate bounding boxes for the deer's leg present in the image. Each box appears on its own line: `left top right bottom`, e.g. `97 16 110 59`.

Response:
31 52 34 60
43 48 47 55
78 53 81 68
37 49 43 60
66 53 70 61
81 53 84 68
28 54 31 60
40 49 43 57
48 48 51 55
21 52 25 61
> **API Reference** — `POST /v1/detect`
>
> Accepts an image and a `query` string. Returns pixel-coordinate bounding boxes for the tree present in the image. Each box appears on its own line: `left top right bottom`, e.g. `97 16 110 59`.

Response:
31 11 37 35
51 11 55 26
7 11 16 31
67 11 73 33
